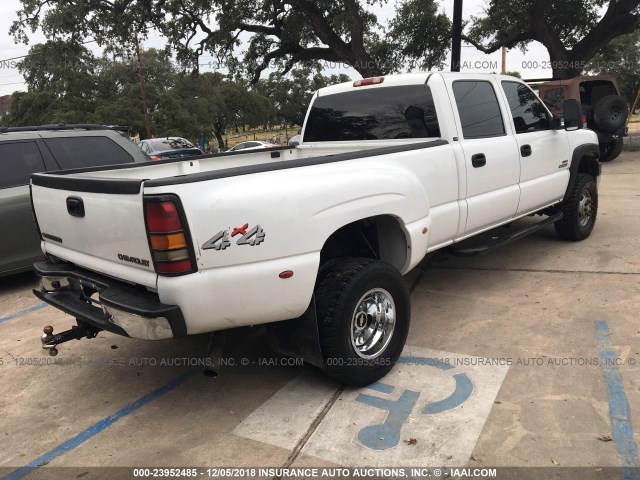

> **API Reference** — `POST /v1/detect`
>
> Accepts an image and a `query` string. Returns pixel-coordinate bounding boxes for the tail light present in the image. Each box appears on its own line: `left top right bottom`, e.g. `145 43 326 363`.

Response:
150 155 161 161
582 115 587 124
144 195 197 275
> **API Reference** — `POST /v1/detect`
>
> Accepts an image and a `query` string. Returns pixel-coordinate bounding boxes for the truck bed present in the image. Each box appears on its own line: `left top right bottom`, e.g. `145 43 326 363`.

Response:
33 140 444 185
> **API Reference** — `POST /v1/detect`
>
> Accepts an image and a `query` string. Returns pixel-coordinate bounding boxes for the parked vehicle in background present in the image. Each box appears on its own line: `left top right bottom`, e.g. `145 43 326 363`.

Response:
0 124 150 277
228 140 279 152
138 137 203 161
31 73 601 386
534 75 628 162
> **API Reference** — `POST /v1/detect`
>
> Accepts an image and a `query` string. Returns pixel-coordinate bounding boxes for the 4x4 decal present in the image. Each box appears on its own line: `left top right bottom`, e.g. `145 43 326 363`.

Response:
202 224 265 251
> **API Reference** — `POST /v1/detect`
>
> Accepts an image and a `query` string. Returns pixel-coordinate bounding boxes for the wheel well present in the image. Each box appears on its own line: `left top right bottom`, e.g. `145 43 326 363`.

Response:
320 215 408 271
577 152 599 178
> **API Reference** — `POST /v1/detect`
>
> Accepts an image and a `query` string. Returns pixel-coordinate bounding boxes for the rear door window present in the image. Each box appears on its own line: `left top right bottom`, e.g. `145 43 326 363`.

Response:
0 141 47 188
304 85 441 142
501 81 551 134
452 81 505 139
44 136 133 170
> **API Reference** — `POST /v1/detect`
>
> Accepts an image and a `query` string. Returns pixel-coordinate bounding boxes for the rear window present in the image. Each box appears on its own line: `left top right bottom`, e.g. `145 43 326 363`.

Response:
303 85 441 142
149 138 196 151
0 141 46 188
44 136 133 170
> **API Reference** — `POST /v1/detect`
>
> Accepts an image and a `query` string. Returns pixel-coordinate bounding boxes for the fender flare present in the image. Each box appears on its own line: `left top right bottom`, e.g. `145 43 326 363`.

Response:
565 143 600 200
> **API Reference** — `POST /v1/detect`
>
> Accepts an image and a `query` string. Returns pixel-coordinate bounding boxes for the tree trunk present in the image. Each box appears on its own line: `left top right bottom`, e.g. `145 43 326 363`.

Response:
551 63 583 80
214 128 225 152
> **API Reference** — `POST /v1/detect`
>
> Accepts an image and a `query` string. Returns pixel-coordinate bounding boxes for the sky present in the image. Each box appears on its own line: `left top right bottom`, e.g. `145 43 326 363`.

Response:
0 0 554 96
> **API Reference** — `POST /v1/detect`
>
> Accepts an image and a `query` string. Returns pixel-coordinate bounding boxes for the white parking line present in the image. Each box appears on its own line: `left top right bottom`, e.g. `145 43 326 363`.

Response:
232 369 339 451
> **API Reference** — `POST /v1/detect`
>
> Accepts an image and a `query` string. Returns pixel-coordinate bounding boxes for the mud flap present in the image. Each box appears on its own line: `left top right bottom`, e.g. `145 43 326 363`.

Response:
266 297 324 369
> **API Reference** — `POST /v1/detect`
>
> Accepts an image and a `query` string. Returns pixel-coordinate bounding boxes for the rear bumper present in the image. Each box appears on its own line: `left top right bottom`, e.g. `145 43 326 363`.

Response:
33 262 186 340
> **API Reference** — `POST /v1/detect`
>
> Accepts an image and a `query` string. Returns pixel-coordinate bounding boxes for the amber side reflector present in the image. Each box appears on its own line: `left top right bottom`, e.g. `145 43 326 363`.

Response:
150 232 187 250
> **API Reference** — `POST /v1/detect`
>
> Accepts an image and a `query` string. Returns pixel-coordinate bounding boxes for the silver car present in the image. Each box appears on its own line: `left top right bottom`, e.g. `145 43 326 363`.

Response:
0 125 150 277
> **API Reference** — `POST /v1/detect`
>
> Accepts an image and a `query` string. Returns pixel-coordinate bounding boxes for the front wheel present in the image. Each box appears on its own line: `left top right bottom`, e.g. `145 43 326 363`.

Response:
554 173 598 241
314 258 410 387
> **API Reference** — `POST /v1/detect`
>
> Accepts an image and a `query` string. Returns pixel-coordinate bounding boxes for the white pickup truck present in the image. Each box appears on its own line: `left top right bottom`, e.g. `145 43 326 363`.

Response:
31 73 600 386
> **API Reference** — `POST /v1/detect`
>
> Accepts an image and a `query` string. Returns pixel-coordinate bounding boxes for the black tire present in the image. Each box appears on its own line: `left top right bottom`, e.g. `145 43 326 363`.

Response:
554 173 598 241
599 137 624 163
314 257 410 387
593 95 629 134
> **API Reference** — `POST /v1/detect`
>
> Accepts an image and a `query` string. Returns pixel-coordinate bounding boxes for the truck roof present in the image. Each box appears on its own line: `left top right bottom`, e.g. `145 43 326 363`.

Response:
316 72 525 96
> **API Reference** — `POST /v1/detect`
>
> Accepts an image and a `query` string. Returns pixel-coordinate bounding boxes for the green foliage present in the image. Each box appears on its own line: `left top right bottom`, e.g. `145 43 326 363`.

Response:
466 0 640 79
3 42 272 150
254 67 351 126
13 0 451 82
381 0 451 71
590 30 640 100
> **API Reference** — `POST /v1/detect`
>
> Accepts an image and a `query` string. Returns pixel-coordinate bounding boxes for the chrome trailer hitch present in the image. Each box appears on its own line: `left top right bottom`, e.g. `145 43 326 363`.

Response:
40 322 102 356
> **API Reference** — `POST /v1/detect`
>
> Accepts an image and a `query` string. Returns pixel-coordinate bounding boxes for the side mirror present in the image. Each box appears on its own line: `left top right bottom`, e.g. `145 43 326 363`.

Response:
550 117 562 130
563 99 583 130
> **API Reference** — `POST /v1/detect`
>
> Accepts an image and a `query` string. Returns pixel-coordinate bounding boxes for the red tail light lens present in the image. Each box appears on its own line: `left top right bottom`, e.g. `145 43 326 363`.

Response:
150 155 161 161
582 115 587 124
144 196 197 276
145 202 182 233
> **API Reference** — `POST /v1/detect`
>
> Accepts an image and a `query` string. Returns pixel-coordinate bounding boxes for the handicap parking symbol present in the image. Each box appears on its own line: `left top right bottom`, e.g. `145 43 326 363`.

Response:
356 356 474 450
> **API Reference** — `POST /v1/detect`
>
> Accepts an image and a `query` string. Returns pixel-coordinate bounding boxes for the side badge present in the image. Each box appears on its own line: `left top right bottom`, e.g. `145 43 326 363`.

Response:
203 224 266 251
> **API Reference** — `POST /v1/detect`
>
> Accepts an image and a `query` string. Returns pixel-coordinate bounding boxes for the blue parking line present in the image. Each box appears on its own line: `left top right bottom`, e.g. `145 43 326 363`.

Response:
0 303 47 325
2 368 200 480
595 320 640 480
367 381 395 394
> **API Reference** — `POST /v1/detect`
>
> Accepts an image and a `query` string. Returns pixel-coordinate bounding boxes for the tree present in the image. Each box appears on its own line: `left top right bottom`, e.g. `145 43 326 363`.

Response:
94 48 177 135
590 30 640 101
465 0 640 79
13 0 450 82
254 67 351 127
4 40 97 125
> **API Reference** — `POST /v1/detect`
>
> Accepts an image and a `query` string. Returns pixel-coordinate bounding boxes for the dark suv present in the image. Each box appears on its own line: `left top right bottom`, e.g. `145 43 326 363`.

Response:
534 75 629 162
0 125 150 277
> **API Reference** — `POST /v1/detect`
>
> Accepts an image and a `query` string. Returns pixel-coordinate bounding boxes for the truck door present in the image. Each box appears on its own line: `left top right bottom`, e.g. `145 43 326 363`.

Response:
450 80 521 234
500 81 570 214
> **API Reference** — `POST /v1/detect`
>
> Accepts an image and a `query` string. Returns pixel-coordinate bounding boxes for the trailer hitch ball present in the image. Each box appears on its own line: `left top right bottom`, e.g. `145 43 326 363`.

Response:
41 325 54 345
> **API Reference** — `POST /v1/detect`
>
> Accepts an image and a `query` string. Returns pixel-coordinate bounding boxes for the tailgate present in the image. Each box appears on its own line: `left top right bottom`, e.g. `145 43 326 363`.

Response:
31 174 157 288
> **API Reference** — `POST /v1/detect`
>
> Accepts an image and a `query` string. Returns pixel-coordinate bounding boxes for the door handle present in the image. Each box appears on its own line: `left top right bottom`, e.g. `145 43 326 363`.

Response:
471 153 486 168
521 145 532 157
66 196 85 218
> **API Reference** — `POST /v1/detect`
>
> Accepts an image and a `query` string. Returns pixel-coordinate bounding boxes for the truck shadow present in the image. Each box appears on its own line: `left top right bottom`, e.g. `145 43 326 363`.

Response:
0 270 39 294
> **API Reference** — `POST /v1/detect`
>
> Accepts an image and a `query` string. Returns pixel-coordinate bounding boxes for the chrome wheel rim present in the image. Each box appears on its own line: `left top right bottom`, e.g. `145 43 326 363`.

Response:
350 288 396 359
578 189 594 227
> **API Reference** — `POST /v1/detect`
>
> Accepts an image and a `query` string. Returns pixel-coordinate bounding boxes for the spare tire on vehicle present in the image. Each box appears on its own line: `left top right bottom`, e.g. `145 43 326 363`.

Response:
593 95 628 133
599 137 624 163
